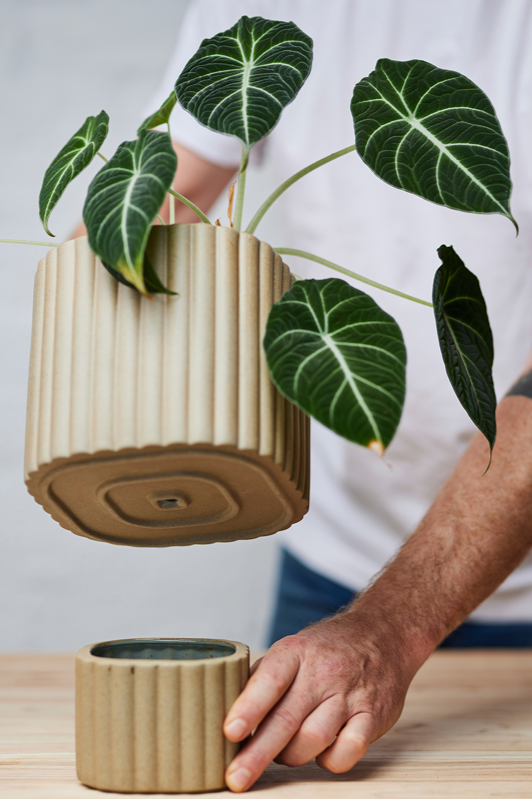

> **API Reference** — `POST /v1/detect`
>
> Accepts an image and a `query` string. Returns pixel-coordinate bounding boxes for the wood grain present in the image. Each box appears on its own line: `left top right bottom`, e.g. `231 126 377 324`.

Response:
1 651 532 796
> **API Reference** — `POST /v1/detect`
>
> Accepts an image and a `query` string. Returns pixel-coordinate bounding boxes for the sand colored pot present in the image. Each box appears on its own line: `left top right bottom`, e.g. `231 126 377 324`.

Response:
75 638 249 793
25 224 309 546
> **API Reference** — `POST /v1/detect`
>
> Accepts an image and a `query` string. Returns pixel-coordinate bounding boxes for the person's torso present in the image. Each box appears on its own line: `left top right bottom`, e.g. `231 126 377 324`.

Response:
169 0 532 618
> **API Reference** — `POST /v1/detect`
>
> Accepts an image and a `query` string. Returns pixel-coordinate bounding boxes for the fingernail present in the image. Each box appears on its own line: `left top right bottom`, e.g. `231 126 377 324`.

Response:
225 718 247 740
226 767 252 791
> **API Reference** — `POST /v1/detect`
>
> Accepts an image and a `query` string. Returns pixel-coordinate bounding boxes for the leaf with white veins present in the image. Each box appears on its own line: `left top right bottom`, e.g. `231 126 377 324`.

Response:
352 59 516 227
175 15 313 157
83 129 176 295
264 278 406 450
39 110 109 236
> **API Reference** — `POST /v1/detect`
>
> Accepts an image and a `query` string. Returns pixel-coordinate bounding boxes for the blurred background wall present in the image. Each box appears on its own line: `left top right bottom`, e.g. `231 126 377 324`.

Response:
0 0 286 651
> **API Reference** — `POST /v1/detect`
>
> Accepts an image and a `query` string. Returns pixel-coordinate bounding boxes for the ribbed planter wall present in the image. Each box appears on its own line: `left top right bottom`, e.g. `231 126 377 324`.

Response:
25 225 309 546
76 638 249 793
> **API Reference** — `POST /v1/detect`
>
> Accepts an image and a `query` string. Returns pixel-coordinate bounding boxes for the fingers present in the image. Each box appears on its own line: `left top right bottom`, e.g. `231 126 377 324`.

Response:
316 711 375 773
275 698 346 767
225 685 317 791
226 702 375 790
224 642 300 743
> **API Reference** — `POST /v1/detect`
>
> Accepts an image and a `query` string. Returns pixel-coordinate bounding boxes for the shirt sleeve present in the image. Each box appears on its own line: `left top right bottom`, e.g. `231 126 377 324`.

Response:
145 0 266 168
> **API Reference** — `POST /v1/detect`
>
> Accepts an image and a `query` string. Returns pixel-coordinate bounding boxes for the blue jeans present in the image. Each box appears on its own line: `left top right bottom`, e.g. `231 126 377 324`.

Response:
268 549 532 648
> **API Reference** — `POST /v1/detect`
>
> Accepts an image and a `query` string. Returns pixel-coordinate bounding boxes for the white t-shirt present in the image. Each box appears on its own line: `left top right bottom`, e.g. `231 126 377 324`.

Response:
153 0 532 621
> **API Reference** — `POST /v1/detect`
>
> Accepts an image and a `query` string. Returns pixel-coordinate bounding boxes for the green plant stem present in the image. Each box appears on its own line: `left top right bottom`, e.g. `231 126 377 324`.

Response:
168 189 211 224
233 147 249 232
167 122 175 225
0 238 60 247
156 214 166 226
97 152 108 162
245 144 357 235
274 248 433 307
169 192 175 225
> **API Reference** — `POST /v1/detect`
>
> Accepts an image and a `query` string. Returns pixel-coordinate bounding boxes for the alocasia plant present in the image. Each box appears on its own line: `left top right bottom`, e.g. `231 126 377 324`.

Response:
3 14 515 462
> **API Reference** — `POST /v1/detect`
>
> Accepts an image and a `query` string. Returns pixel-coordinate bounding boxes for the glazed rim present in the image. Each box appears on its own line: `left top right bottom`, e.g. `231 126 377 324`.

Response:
90 637 237 661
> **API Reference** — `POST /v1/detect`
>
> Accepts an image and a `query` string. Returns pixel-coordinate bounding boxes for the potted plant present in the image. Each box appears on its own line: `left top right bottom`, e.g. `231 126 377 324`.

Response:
17 14 513 547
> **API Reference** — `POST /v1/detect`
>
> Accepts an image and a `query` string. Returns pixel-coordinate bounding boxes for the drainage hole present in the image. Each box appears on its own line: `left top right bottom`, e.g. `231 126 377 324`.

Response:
157 498 185 510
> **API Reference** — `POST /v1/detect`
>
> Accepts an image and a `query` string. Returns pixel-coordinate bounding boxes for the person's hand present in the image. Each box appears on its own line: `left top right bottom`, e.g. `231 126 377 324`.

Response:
223 609 423 792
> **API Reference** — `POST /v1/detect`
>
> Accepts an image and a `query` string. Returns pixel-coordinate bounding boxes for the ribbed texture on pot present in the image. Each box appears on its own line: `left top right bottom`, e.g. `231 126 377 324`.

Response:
76 640 249 793
24 225 310 545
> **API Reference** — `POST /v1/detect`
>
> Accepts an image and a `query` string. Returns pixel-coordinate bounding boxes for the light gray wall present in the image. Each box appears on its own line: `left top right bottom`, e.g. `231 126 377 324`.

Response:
0 0 285 651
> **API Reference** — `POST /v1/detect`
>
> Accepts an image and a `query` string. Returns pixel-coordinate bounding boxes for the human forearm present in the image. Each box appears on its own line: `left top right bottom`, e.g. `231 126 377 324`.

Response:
354 393 532 668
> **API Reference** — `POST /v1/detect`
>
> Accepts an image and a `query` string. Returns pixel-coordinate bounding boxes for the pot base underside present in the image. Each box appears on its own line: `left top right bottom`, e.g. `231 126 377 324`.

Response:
26 445 308 546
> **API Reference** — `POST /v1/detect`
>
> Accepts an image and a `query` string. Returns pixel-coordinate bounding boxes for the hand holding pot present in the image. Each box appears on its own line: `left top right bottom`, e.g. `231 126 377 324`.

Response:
223 607 420 792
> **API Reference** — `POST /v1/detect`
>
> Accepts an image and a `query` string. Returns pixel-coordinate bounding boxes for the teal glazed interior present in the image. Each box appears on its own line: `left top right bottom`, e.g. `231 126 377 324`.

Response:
91 638 236 660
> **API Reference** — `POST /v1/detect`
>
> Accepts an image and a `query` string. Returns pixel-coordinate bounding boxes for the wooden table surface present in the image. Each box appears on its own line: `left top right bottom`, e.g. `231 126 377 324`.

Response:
1 651 532 797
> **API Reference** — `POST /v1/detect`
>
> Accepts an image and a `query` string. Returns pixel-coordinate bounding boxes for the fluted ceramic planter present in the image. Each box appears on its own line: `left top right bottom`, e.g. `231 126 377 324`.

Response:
76 638 249 793
25 224 310 546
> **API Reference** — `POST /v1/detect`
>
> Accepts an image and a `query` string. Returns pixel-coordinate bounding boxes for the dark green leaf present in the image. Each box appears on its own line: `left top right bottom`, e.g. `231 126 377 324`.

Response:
39 110 109 236
433 245 496 450
101 253 176 295
101 260 135 289
83 130 177 295
351 59 516 228
175 15 313 155
143 253 177 295
137 92 177 134
264 278 406 451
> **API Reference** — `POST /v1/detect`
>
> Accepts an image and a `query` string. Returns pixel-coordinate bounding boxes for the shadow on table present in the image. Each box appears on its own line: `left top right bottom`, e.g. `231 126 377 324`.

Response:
251 759 388 790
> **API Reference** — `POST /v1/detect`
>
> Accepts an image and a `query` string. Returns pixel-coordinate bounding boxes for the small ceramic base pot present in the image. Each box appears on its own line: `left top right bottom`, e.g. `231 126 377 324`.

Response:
25 225 309 547
76 638 249 793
